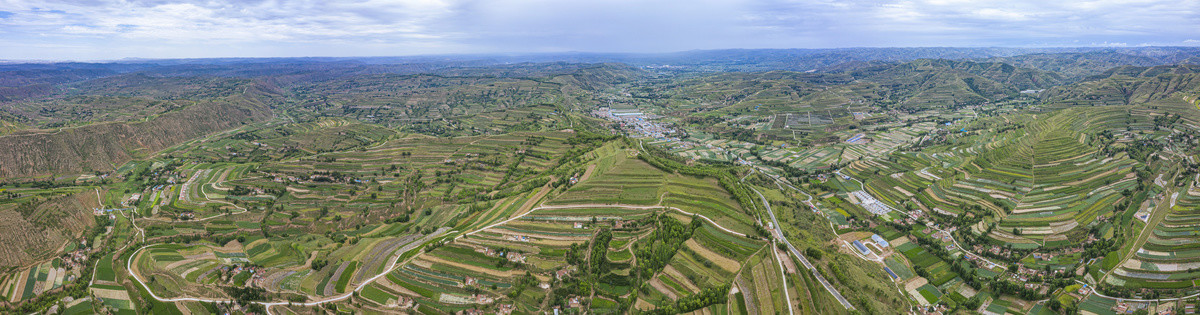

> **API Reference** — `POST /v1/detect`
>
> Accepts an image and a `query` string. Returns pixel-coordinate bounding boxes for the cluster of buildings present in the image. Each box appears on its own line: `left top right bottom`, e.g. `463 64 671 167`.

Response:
387 295 416 309
505 252 526 264
93 202 137 216
548 296 586 315
477 246 527 263
1112 301 1152 314
918 304 950 315
60 246 90 272
555 267 575 280
974 244 1018 258
224 264 264 285
509 235 530 242
592 107 676 140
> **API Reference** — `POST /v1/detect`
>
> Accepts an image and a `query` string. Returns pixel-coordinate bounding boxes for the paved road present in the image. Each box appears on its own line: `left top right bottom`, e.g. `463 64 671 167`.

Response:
835 169 1004 269
125 200 750 315
528 203 748 237
127 228 449 315
749 185 855 310
1076 279 1200 303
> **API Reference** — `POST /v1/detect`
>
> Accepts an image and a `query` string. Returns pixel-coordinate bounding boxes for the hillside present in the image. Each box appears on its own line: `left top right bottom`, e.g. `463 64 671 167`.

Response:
851 59 1063 108
0 191 97 268
7 51 1200 314
985 52 1163 80
0 83 276 178
1041 64 1200 106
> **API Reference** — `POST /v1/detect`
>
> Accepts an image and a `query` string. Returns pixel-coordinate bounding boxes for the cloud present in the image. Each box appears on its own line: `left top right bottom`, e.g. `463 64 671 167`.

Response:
0 0 1196 59
971 8 1029 21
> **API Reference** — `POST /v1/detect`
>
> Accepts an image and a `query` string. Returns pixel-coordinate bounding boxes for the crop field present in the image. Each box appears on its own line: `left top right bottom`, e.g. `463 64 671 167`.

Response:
377 211 608 311
847 109 1141 247
0 259 71 302
9 52 1200 315
656 72 854 117
1111 187 1200 289
129 221 442 299
730 246 782 315
455 104 575 135
366 200 765 313
90 283 135 315
644 219 762 302
839 122 938 161
292 75 565 126
123 128 590 245
131 244 253 298
1076 294 1119 315
548 148 755 235
895 242 960 287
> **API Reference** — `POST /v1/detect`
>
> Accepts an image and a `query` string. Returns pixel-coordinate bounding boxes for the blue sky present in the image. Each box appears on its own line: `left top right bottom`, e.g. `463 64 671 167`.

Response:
0 0 1197 60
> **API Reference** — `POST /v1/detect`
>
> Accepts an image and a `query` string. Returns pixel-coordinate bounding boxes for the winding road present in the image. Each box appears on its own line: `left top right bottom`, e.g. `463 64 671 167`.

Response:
748 185 856 310
124 198 752 314
127 227 449 315
835 169 1003 269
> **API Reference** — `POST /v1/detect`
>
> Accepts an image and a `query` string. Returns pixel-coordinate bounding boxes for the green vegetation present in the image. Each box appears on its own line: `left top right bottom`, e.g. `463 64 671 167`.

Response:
4 49 1200 314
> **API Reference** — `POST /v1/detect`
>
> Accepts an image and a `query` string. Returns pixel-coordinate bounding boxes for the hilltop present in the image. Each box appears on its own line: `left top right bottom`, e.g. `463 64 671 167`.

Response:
2 48 1200 314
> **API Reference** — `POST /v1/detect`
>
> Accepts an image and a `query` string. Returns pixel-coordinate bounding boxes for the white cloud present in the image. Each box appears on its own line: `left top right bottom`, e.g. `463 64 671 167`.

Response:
971 8 1029 21
0 0 1195 59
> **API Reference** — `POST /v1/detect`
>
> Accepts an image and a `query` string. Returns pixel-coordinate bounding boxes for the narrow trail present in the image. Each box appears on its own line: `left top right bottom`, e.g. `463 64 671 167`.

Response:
772 239 795 315
748 185 854 310
754 168 921 311
123 140 860 313
740 168 853 309
127 228 449 315
521 203 748 237
835 169 1003 270
1103 186 1175 284
126 196 748 315
1077 279 1200 303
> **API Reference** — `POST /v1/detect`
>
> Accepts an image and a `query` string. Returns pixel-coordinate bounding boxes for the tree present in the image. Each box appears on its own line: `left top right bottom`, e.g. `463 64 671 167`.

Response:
806 247 824 260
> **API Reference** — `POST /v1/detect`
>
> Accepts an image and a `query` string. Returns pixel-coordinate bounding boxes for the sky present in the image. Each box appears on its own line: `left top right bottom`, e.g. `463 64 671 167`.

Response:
0 0 1197 60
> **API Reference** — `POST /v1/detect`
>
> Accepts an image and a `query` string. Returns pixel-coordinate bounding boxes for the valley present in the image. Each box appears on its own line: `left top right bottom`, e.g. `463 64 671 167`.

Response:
1 48 1200 314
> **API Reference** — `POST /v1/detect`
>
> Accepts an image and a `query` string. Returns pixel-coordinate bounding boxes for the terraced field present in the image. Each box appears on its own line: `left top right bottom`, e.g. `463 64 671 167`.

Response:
548 150 754 235
0 259 73 303
12 51 1200 315
847 109 1140 247
1110 186 1200 290
351 141 770 313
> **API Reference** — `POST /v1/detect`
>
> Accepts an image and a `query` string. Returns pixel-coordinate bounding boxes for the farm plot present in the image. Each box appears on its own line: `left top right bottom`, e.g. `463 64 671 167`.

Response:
548 151 753 235
1112 190 1200 289
0 259 72 302
372 202 762 313
849 110 1139 248
249 130 579 231
374 219 597 311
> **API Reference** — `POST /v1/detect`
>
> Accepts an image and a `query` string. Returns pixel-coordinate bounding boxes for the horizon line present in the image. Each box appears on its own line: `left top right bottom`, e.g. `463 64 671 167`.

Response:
3 45 1198 64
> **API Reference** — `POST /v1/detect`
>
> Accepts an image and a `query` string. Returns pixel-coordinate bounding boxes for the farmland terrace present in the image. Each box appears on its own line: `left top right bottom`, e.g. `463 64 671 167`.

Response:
4 50 1200 314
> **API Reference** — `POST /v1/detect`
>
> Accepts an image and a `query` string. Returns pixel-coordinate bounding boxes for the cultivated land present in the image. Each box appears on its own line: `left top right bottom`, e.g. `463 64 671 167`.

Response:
3 48 1200 314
